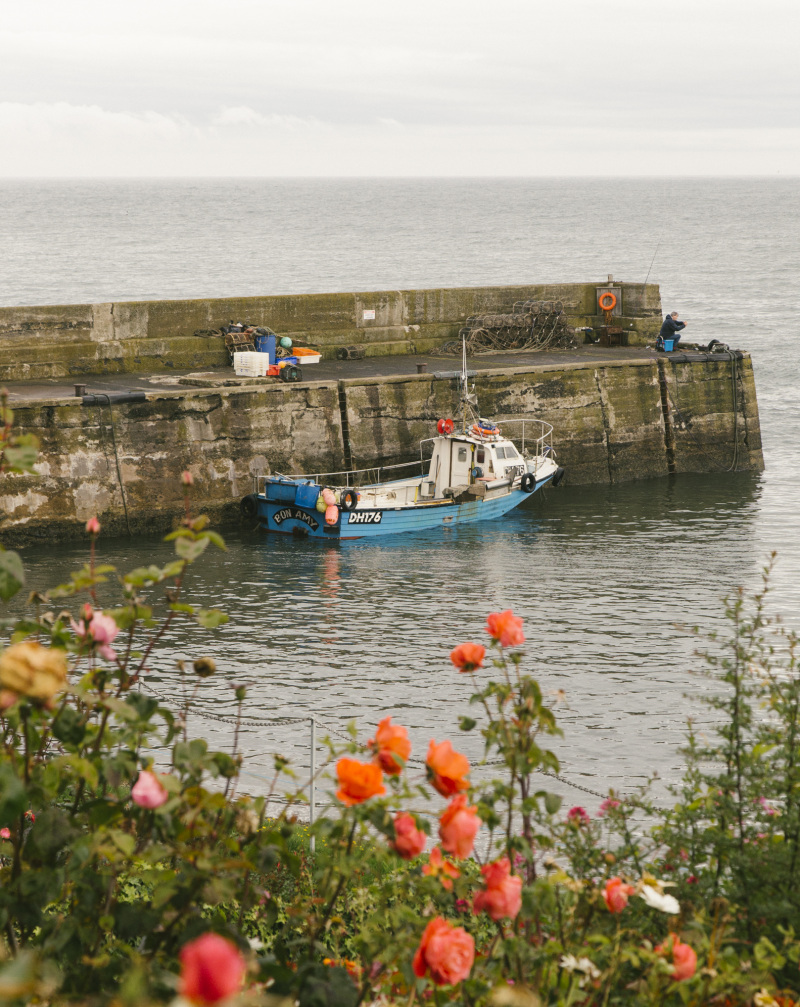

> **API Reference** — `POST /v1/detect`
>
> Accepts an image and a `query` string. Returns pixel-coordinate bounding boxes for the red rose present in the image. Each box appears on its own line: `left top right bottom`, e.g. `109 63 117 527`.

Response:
655 933 697 982
485 610 525 648
179 933 246 1004
473 857 523 921
426 740 470 798
335 758 386 806
603 876 634 913
368 717 411 775
412 916 475 986
449 642 486 673
439 794 480 859
391 812 426 860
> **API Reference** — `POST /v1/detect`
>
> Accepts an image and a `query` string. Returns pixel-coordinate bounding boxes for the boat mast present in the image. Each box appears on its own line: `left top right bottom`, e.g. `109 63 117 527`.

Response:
460 335 468 432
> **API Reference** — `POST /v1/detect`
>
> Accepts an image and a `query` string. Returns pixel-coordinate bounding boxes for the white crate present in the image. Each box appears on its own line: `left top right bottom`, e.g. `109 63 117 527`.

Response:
233 351 268 377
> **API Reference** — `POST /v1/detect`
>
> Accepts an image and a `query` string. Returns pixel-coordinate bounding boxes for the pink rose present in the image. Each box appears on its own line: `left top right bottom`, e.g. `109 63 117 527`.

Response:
603 876 634 913
85 516 101 535
179 932 246 1004
412 916 475 986
0 828 10 839
439 794 480 859
598 798 620 816
181 471 194 487
131 770 168 809
391 812 427 860
473 857 523 921
567 806 590 826
72 608 120 661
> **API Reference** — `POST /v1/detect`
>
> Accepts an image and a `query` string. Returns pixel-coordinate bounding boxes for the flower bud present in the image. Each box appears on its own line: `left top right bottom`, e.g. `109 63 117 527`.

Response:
193 657 217 678
181 471 194 487
85 516 101 535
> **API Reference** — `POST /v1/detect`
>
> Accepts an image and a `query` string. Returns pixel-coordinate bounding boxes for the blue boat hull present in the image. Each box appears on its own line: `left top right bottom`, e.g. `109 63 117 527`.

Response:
254 477 551 540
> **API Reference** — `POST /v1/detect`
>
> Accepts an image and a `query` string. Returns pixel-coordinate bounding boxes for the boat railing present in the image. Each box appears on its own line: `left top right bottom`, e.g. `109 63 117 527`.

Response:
254 457 428 495
494 418 554 462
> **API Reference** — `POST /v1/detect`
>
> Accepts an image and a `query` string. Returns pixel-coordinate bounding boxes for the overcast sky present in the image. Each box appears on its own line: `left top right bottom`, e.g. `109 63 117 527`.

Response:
1 0 798 176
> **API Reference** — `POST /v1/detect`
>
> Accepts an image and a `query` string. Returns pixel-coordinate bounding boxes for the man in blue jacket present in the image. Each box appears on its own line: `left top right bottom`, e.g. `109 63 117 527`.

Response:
659 311 687 347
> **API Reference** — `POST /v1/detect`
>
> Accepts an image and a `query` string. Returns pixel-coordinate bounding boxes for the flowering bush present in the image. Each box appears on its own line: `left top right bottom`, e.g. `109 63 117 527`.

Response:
1 455 800 1004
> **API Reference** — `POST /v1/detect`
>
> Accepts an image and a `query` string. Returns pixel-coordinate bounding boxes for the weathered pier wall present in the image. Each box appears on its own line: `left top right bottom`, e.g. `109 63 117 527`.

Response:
0 355 762 544
0 281 661 381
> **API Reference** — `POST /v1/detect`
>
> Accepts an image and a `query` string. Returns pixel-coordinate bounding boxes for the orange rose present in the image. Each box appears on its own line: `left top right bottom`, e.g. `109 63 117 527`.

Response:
603 876 634 913
426 740 470 798
413 916 475 986
449 642 486 673
335 758 386 806
655 933 697 982
439 794 480 859
473 857 523 921
368 716 411 775
422 846 461 890
485 610 525 648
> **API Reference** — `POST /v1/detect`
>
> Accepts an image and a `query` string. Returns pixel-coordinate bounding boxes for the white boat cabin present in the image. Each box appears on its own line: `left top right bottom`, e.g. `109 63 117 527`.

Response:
420 431 527 500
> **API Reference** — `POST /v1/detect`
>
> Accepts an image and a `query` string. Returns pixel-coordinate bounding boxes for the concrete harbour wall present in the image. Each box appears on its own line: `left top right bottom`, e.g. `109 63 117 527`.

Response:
0 354 762 544
0 282 662 381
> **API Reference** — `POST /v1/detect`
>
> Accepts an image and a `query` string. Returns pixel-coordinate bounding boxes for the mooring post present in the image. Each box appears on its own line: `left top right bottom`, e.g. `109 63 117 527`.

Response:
309 716 316 855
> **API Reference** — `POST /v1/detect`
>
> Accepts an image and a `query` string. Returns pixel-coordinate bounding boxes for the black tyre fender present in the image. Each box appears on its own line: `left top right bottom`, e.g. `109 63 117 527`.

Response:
552 466 566 487
341 489 358 512
240 494 258 519
520 472 536 493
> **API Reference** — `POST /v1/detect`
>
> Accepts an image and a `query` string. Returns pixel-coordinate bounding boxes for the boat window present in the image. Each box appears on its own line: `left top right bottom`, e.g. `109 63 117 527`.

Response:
457 447 468 462
476 449 485 463
495 447 506 459
504 445 519 458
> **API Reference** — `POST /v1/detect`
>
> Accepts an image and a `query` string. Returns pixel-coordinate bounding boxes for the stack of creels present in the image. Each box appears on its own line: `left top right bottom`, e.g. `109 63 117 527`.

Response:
439 299 577 355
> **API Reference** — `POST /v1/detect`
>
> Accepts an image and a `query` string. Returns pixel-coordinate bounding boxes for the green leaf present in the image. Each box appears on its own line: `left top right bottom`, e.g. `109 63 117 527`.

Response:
202 530 227 551
544 792 563 815
3 441 39 474
196 608 229 629
52 707 86 746
169 602 195 615
459 716 477 732
175 536 209 562
0 548 24 602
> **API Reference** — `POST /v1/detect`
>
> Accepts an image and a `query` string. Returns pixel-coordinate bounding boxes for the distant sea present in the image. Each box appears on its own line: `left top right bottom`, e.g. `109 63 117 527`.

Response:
1 177 798 805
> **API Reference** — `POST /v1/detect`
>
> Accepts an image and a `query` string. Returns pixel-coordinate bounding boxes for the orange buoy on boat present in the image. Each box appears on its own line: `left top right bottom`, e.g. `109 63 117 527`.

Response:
325 504 339 525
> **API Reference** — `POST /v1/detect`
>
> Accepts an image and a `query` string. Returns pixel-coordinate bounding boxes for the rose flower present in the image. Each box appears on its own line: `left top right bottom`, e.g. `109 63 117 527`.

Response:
413 916 475 986
391 812 427 860
368 717 411 775
0 641 68 703
335 758 386 806
179 932 246 1004
485 610 525 648
426 740 470 798
439 794 480 859
473 857 523 921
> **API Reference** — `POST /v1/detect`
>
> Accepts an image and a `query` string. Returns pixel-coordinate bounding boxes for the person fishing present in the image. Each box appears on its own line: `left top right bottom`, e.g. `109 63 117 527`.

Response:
659 311 687 347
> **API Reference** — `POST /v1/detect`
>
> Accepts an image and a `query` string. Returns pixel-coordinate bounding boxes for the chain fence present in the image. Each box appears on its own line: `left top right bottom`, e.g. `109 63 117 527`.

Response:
139 679 666 827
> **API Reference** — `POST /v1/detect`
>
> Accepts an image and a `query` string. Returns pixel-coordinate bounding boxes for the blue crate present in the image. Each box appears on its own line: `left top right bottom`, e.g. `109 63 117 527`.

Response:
268 481 298 504
295 483 320 508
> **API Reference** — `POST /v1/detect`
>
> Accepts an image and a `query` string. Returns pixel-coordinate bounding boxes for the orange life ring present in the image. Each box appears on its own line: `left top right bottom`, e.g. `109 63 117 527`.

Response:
599 292 617 311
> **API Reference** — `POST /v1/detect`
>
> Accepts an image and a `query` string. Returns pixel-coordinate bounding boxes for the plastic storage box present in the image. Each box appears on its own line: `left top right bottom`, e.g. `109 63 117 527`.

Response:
233 351 269 376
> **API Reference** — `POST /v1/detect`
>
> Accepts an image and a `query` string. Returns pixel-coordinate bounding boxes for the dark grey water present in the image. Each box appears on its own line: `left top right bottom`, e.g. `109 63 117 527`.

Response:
1 177 798 808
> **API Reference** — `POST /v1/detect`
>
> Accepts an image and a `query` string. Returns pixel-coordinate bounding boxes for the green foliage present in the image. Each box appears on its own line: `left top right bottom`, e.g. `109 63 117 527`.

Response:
0 434 799 1004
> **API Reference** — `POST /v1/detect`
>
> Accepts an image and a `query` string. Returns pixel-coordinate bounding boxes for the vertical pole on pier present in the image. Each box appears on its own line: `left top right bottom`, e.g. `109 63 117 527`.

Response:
309 716 316 855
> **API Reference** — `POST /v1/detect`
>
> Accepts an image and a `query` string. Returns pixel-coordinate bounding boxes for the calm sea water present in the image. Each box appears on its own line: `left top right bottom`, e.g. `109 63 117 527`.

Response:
1 177 798 809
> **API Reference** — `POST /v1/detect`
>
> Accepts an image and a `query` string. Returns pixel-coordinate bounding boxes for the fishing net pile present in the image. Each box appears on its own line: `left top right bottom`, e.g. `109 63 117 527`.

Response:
438 300 578 355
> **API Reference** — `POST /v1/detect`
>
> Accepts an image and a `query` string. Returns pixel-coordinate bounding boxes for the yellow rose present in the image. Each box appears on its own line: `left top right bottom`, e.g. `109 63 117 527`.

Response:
0 642 68 701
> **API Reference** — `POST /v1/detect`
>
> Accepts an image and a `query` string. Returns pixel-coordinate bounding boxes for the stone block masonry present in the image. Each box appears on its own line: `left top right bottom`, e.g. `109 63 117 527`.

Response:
0 353 763 545
0 281 662 381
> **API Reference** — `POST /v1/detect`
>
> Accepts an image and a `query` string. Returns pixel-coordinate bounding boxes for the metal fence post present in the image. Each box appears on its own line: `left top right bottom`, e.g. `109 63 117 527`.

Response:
309 716 316 855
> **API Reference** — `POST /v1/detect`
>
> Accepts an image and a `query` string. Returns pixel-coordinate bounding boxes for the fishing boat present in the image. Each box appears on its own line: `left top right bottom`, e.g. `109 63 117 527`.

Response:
239 344 564 539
